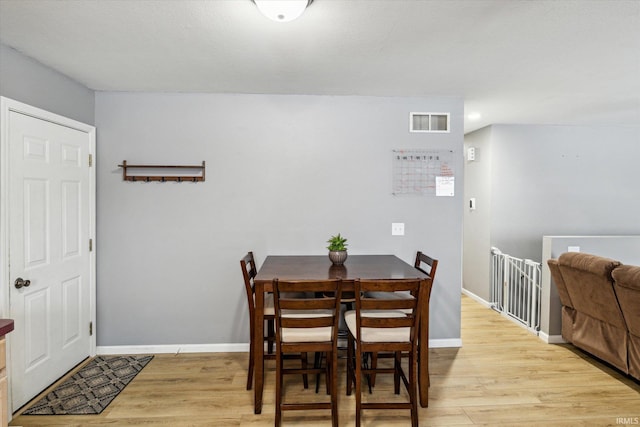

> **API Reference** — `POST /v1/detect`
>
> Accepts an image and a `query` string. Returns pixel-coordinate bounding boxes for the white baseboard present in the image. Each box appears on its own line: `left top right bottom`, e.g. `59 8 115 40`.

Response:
430 338 462 348
97 343 249 355
461 288 492 308
97 338 461 355
538 332 566 344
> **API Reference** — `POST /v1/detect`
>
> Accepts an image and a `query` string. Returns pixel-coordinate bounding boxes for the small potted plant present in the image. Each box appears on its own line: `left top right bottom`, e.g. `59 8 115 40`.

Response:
327 233 348 265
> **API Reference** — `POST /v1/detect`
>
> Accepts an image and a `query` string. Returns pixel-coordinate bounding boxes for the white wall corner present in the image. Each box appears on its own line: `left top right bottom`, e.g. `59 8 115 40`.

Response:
430 338 462 348
538 332 566 344
461 288 492 308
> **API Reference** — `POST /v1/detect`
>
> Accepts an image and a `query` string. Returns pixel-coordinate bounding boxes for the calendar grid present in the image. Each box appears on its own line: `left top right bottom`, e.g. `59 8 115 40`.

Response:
392 149 455 196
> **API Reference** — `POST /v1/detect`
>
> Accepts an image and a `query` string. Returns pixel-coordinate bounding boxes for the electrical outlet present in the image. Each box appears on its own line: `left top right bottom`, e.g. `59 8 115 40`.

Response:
392 223 405 236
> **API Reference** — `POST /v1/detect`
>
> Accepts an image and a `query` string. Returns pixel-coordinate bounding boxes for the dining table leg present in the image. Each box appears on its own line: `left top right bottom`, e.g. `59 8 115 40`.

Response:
254 287 265 414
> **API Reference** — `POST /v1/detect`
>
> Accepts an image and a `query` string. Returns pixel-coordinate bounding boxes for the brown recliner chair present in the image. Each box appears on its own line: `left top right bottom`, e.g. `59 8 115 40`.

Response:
612 264 640 379
547 259 576 343
556 252 627 373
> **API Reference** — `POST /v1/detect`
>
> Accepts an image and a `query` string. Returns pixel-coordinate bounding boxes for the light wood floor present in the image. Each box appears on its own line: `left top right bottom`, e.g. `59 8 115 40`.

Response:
11 295 640 426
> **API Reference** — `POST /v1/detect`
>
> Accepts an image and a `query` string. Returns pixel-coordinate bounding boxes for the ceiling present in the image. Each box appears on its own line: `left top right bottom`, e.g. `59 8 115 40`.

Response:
1 0 639 134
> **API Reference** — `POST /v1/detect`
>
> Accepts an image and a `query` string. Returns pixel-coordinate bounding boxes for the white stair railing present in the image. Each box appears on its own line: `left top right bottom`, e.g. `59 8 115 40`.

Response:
490 247 504 312
490 247 542 334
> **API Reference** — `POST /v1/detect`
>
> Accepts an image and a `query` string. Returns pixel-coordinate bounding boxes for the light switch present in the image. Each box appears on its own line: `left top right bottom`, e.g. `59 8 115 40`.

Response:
568 246 580 252
392 223 405 236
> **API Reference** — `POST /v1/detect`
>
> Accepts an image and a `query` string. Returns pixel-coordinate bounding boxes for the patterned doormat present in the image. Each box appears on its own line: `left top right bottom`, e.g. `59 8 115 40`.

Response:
22 355 153 415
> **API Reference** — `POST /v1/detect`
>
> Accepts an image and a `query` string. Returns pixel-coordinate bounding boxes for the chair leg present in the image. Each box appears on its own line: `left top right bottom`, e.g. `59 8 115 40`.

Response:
325 352 331 395
394 351 401 394
314 352 323 393
330 350 339 427
363 352 372 394
267 319 275 354
302 352 309 389
369 352 378 387
418 327 431 387
355 342 362 427
275 347 283 427
312 352 331 394
409 350 418 427
346 334 354 396
247 324 255 390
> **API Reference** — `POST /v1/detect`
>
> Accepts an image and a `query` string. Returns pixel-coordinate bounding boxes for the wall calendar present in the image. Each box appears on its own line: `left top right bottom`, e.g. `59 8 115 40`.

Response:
392 149 455 196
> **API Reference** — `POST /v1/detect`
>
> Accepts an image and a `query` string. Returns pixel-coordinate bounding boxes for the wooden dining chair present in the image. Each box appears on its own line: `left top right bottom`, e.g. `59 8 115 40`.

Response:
415 251 438 283
273 278 342 427
240 252 308 391
345 278 426 427
366 251 437 300
368 251 438 387
413 251 437 386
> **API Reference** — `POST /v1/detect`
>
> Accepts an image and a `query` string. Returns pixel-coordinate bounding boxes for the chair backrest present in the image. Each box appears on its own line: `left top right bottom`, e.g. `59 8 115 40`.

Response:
353 278 427 345
240 251 258 314
547 258 574 309
415 251 438 280
273 279 342 345
612 264 640 337
558 252 625 328
414 252 437 302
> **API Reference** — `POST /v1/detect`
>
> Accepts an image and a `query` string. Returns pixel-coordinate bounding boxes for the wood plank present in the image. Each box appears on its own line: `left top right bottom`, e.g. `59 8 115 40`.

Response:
10 295 640 426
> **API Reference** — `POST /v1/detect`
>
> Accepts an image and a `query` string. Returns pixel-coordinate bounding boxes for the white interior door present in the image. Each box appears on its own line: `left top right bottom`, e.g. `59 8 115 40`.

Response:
2 99 95 411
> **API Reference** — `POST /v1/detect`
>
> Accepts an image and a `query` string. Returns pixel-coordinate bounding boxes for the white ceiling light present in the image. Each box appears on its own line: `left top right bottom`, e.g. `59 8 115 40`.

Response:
253 0 313 23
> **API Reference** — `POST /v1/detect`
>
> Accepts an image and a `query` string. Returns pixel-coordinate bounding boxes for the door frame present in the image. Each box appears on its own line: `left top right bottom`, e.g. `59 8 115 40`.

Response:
0 96 96 412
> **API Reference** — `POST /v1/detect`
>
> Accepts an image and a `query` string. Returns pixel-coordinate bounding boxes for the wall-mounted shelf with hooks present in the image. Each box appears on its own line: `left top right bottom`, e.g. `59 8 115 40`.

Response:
118 160 206 182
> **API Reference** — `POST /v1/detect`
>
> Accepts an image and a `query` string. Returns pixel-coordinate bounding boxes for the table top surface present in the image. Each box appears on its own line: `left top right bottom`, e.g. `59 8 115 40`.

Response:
0 319 14 336
254 254 427 283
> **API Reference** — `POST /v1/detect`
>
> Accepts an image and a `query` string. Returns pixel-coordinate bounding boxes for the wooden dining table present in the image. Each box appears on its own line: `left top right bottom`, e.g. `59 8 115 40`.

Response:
252 254 432 414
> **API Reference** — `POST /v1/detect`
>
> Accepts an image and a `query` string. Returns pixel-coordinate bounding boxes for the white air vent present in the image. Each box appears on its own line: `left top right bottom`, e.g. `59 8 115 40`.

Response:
410 112 450 133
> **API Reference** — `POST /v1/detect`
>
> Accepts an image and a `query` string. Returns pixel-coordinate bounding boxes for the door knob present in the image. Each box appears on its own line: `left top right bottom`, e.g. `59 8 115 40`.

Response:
14 277 31 289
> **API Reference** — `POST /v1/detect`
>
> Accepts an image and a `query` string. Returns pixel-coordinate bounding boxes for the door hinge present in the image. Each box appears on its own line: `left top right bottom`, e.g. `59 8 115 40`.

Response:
89 321 93 336
89 154 93 167
89 238 93 252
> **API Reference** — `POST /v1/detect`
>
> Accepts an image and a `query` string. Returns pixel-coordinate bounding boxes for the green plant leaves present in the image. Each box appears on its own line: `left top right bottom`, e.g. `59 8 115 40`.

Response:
327 233 348 251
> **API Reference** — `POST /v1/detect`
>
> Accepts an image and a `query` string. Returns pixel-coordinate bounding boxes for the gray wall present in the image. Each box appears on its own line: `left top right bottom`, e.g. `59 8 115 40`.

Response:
95 92 464 347
0 43 94 125
490 124 640 261
463 123 640 302
462 126 493 301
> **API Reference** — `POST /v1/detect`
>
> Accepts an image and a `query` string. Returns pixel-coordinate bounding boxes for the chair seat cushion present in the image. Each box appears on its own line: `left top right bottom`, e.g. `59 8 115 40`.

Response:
344 310 410 343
